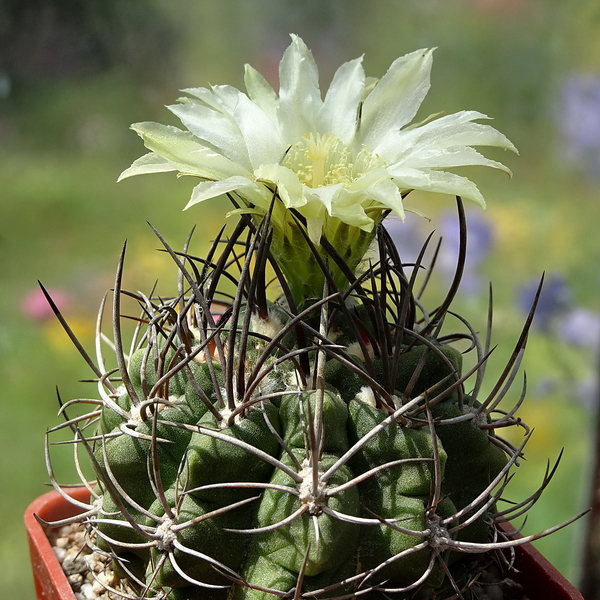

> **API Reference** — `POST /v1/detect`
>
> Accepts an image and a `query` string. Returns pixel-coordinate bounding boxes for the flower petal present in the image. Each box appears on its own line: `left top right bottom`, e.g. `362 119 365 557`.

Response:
254 163 306 208
393 146 513 176
378 111 517 161
301 205 327 245
244 63 278 122
358 48 434 150
278 34 322 143
304 183 346 216
387 165 487 207
326 189 374 230
361 180 405 220
319 56 365 145
349 167 394 190
118 152 178 181
300 188 374 244
183 85 285 170
231 92 285 169
129 122 249 180
181 86 224 111
184 176 259 209
167 96 251 168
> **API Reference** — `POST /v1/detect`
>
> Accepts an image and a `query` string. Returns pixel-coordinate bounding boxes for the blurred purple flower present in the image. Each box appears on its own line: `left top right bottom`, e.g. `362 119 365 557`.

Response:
559 74 600 177
383 214 428 267
438 210 494 265
384 210 495 297
559 307 600 349
21 287 69 322
532 373 598 409
574 375 599 409
437 210 495 296
517 274 572 332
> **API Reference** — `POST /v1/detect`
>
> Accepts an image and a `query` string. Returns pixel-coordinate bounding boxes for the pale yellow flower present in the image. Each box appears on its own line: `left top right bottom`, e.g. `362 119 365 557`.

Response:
120 35 516 302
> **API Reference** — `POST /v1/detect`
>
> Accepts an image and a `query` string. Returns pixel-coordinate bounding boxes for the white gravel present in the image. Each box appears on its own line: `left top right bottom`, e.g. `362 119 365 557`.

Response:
47 523 136 600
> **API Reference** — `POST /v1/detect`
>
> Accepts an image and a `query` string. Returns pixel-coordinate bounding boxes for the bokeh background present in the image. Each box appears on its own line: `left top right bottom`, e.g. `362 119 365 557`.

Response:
2 0 600 597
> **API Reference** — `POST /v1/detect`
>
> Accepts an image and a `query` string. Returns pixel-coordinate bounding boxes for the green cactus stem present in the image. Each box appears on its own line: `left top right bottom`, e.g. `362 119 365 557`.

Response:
42 205 581 600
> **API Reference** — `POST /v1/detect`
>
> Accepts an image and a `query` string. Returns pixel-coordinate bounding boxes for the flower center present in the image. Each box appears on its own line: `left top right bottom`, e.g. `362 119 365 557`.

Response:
285 133 380 188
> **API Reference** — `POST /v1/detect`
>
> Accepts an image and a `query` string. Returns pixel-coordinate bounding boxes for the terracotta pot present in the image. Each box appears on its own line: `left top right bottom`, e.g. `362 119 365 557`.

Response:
25 488 583 600
25 488 90 600
496 521 584 600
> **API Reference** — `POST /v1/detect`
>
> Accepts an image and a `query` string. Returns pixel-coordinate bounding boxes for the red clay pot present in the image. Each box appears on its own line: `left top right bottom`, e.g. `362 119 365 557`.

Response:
25 488 90 600
25 488 583 600
496 521 584 600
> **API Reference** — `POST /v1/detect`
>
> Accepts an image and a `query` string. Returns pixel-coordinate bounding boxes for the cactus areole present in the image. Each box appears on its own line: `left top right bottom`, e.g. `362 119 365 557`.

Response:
40 36 580 600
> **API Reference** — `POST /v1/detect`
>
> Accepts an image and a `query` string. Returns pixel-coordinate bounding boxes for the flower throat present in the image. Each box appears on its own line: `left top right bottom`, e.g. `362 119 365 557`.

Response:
284 133 381 188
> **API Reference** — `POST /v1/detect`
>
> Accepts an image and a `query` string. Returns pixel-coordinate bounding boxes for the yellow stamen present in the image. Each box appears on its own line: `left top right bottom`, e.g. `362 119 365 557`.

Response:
282 132 381 189
304 133 334 188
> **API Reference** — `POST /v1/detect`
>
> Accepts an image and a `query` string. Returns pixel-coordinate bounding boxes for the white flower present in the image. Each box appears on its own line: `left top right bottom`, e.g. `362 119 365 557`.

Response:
119 35 516 302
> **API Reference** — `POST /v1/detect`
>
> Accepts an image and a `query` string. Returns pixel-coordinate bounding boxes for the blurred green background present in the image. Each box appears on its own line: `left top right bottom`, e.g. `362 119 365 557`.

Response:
2 0 600 597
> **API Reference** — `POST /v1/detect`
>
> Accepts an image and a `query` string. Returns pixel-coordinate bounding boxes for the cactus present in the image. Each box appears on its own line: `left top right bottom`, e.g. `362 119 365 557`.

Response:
41 36 580 600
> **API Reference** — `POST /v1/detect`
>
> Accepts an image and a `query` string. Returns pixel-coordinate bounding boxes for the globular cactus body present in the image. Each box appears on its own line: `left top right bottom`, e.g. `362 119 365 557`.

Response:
43 210 553 600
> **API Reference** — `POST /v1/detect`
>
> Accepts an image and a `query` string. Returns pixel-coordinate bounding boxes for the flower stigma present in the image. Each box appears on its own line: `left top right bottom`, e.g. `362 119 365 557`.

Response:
285 133 382 189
